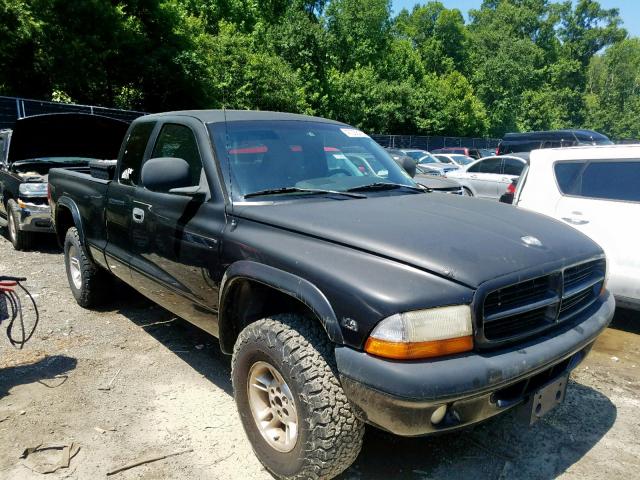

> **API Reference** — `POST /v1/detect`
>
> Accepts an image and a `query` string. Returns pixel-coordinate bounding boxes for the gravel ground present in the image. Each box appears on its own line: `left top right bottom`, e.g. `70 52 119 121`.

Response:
0 231 639 480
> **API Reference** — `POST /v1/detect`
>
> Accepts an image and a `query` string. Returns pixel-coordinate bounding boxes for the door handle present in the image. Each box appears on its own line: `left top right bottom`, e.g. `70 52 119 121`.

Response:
561 210 588 225
561 216 589 225
470 174 478 179
132 207 145 223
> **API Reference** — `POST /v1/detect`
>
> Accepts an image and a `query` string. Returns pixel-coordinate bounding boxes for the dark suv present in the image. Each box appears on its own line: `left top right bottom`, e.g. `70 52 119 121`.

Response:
497 129 612 155
50 110 614 480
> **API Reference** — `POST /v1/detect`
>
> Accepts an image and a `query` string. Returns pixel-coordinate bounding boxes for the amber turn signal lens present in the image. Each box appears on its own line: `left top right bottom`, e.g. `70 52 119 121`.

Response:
364 335 474 360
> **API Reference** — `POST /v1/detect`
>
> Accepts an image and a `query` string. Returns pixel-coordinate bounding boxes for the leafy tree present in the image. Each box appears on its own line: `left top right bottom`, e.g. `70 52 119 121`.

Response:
395 2 468 74
585 38 640 139
0 0 43 97
0 0 634 138
325 0 392 70
414 72 489 136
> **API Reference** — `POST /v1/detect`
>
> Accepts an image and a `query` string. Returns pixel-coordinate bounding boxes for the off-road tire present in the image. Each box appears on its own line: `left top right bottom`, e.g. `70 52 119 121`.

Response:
232 314 365 480
64 227 109 308
6 199 33 250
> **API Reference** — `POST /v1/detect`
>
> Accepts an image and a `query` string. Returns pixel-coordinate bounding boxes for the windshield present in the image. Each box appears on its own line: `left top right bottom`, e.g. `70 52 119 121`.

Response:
417 153 441 164
209 120 415 199
449 155 474 165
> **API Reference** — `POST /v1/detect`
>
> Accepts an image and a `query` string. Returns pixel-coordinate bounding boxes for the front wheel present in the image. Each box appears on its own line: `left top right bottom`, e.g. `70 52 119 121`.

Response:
232 314 364 479
463 187 474 196
6 200 32 250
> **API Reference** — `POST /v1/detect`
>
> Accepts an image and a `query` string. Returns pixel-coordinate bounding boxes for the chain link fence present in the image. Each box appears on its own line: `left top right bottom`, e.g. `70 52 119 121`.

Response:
371 134 501 151
1 97 505 151
0 96 145 130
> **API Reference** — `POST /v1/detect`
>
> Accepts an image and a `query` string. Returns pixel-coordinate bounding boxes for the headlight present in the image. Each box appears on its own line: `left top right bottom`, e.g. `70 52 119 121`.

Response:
364 305 473 360
19 183 48 198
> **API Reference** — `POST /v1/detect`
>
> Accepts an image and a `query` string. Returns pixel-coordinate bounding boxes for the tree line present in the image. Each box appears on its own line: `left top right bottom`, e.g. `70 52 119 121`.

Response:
0 0 637 139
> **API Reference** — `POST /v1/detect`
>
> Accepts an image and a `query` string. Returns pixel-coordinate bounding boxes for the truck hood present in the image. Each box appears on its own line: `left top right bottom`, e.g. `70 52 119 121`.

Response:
8 113 130 163
234 194 603 288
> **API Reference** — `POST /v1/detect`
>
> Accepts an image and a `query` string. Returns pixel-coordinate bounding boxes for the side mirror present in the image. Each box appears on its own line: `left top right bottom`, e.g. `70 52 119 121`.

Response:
395 156 416 178
141 157 192 192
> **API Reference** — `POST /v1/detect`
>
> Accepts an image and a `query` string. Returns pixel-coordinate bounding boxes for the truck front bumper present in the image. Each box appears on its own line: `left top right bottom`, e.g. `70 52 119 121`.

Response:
14 200 53 233
336 291 615 436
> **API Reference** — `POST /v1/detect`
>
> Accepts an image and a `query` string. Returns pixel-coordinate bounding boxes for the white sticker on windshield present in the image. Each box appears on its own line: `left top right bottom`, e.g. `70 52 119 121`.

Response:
333 154 348 160
340 128 369 138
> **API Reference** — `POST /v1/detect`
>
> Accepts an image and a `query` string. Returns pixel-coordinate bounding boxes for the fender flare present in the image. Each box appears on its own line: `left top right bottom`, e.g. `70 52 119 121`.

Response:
218 261 344 351
55 196 85 244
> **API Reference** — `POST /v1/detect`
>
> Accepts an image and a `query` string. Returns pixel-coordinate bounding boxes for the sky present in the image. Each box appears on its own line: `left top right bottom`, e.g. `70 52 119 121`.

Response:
392 1 640 38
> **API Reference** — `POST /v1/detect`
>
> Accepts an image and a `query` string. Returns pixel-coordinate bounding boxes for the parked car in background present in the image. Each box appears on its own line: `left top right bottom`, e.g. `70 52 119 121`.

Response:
416 152 459 176
447 154 527 198
514 145 640 310
414 165 464 195
385 148 413 162
433 153 475 168
497 130 612 156
431 147 487 160
0 113 129 250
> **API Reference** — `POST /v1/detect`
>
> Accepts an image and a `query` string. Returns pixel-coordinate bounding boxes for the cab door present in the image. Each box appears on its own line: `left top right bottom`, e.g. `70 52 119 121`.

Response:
128 120 226 336
104 121 157 283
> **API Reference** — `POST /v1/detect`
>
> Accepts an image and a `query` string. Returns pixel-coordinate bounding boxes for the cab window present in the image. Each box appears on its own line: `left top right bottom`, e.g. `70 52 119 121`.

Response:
119 122 156 186
150 123 203 189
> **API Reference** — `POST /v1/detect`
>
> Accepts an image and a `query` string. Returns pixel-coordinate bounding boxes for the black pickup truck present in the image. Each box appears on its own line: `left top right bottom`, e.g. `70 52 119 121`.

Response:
49 110 614 480
0 113 128 249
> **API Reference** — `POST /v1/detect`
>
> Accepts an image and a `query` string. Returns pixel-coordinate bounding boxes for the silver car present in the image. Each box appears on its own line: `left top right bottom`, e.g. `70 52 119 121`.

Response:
446 155 527 198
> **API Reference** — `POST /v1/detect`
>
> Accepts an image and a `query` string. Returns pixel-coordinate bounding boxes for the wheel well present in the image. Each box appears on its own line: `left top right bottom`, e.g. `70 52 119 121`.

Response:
55 206 75 246
219 278 319 354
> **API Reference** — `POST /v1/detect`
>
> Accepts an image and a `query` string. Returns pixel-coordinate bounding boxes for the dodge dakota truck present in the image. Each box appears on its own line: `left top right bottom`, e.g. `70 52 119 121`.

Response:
0 113 128 249
49 110 615 480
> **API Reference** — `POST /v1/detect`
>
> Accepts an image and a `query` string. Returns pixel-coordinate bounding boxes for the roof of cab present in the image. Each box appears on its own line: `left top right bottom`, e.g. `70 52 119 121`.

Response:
137 109 348 125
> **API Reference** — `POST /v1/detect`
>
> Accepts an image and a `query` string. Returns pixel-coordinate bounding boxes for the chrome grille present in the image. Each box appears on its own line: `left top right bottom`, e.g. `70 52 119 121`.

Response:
481 258 605 343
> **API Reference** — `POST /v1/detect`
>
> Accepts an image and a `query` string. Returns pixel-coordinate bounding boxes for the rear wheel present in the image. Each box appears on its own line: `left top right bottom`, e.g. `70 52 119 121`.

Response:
232 314 364 479
6 199 32 250
64 227 109 308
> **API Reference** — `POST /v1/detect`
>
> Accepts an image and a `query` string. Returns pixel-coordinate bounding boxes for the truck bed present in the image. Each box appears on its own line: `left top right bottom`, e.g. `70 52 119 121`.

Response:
48 167 112 256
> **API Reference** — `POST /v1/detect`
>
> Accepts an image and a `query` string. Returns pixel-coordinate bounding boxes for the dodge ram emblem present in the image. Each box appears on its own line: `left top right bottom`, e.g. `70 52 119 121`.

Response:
521 235 543 247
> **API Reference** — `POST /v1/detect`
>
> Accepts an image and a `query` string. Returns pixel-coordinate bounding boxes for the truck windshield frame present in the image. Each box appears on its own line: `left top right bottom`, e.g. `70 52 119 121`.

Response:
208 120 415 201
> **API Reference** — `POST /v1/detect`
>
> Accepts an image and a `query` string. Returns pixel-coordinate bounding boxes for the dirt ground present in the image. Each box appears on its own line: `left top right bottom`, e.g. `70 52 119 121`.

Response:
0 232 638 480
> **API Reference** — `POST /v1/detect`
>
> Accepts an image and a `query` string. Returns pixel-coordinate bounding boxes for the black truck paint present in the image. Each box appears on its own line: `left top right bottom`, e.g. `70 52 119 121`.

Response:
0 113 129 249
49 110 614 479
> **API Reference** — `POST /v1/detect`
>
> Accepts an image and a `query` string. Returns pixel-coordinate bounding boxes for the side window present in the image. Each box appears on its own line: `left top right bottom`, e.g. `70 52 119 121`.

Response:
119 122 156 186
467 161 482 173
503 158 525 176
151 124 203 188
554 161 586 195
579 161 640 202
470 158 501 174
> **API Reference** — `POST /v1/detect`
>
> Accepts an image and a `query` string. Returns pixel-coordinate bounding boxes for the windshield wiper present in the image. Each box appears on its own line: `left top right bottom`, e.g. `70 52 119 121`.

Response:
345 182 425 193
243 187 366 199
